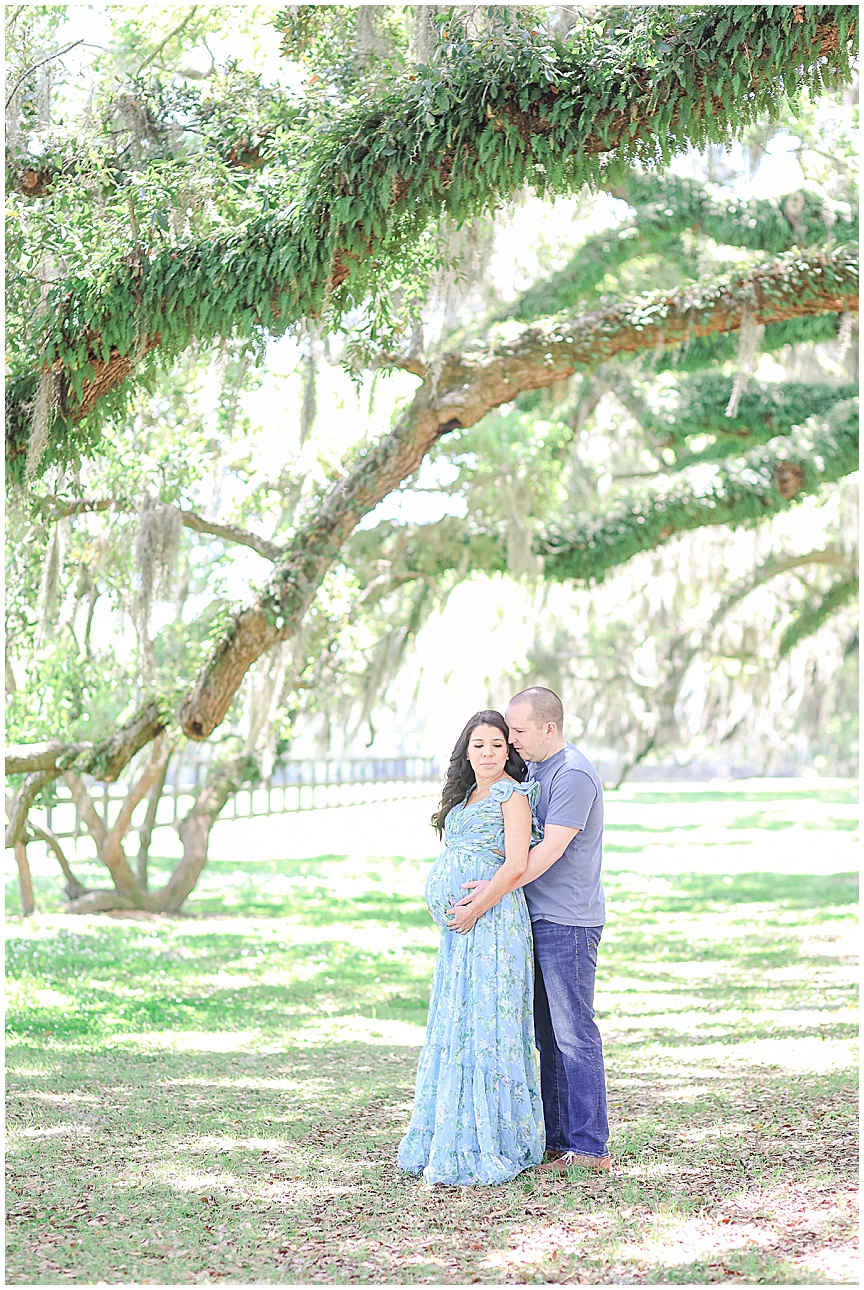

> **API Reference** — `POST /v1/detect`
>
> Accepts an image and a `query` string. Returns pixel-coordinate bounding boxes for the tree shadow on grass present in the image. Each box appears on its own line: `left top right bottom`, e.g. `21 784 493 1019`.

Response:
188 888 435 927
607 870 857 915
5 853 858 1283
6 868 856 1049
6 1040 856 1285
6 924 436 1047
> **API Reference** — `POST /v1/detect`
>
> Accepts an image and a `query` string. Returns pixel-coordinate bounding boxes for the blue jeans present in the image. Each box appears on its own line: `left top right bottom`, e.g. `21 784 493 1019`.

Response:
532 920 609 1158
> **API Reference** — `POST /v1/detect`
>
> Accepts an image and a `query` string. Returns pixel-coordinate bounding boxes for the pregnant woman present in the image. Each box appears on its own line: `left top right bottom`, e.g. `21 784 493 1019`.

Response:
397 710 545 1185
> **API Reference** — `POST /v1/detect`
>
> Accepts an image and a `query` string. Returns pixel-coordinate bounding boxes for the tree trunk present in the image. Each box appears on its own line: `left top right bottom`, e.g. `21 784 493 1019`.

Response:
26 822 90 900
136 752 172 890
7 251 858 788
62 754 254 915
14 841 35 917
149 756 254 912
60 737 172 902
541 400 858 582
64 889 136 914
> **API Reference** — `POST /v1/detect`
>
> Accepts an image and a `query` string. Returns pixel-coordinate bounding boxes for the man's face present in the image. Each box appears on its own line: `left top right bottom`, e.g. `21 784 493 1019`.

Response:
506 702 551 763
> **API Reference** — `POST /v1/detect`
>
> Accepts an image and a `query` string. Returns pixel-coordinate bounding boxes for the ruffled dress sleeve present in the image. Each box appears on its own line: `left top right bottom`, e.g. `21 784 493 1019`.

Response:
489 778 538 806
489 779 543 844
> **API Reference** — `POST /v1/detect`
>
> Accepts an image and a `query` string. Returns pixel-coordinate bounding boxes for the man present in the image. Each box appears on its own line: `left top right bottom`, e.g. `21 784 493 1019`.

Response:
447 686 610 1173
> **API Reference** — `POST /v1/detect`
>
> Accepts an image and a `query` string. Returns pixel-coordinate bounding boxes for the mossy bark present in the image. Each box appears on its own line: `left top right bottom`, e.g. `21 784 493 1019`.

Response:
6 7 857 473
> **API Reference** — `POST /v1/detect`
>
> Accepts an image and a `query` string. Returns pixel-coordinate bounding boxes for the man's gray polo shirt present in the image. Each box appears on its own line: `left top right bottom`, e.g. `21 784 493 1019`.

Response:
524 743 605 927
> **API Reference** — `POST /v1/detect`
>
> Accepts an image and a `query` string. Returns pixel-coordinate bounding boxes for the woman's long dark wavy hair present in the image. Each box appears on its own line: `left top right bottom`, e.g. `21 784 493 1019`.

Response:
431 710 527 837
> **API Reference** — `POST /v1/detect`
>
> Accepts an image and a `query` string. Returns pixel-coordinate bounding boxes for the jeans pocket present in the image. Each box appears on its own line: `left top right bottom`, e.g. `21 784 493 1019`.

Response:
584 928 600 968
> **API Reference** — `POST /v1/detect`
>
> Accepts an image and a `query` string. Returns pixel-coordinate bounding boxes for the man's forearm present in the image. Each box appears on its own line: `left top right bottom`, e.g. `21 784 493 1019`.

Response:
459 861 526 919
474 840 566 904
511 839 568 889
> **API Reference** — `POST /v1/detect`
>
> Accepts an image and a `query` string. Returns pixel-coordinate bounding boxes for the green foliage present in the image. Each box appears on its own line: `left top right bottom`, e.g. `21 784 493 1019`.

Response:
540 398 859 584
275 3 408 95
508 170 858 322
6 3 858 478
4 4 858 798
779 572 859 657
5 635 133 747
652 308 849 374
635 374 858 465
3 349 256 749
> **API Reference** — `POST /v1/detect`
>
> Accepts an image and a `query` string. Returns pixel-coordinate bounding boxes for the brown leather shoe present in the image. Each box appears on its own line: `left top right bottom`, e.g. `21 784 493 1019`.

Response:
543 1149 567 1162
539 1151 612 1174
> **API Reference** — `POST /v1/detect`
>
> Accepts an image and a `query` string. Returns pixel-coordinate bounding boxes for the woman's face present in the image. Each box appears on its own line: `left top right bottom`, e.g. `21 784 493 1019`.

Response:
465 724 509 782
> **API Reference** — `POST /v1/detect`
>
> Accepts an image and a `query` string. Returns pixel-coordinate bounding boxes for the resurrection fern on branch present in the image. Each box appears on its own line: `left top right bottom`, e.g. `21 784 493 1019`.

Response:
5 3 857 478
507 171 858 323
778 573 859 657
5 5 858 917
539 399 859 584
7 243 857 760
346 395 859 592
636 375 859 466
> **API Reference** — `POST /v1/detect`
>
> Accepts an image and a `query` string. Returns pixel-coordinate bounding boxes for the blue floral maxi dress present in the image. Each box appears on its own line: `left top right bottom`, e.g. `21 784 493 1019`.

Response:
397 778 545 1185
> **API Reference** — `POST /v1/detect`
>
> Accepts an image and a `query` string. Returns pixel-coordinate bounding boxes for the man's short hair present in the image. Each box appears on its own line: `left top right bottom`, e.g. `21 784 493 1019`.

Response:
510 686 564 730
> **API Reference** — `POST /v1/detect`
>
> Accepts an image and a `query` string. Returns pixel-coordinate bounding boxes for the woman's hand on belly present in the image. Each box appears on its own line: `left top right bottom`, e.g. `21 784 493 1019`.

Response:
445 880 492 933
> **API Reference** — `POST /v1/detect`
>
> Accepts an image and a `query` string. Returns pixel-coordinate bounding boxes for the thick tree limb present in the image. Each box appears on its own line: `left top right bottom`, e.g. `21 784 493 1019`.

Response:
606 172 859 251
59 741 171 899
5 770 58 847
63 752 257 914
376 354 431 379
541 400 859 583
179 246 857 738
6 703 165 781
8 247 858 768
681 550 856 662
779 573 859 656
623 549 859 778
47 498 115 517
150 754 255 911
63 890 136 914
507 175 858 324
6 742 89 775
6 5 856 469
654 308 856 377
92 739 170 898
105 737 170 855
62 767 140 897
81 701 165 782
622 375 859 460
137 752 172 890
61 770 108 850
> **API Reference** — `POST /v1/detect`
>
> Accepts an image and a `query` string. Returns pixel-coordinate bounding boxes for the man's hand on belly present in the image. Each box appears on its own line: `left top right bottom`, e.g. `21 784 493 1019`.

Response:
447 879 491 916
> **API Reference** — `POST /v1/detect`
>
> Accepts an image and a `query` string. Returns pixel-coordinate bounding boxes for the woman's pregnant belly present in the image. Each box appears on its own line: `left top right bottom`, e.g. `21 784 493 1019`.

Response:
425 844 500 931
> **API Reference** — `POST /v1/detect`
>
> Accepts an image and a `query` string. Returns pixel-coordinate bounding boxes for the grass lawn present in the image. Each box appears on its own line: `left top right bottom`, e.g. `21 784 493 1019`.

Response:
5 780 858 1284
